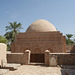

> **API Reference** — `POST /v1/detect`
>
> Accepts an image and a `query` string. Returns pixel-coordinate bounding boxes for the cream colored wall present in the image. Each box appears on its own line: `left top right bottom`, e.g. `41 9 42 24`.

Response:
0 43 7 67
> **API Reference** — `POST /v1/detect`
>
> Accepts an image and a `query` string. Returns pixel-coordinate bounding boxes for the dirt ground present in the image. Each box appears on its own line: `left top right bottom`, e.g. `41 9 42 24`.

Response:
1 65 75 75
2 65 61 75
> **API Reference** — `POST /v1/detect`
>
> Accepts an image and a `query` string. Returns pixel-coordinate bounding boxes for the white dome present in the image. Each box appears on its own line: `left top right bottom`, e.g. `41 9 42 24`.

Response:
26 19 57 32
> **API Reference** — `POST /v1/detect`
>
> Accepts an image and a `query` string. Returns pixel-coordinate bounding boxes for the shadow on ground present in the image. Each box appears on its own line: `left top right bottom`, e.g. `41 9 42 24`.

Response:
60 65 75 75
0 66 16 71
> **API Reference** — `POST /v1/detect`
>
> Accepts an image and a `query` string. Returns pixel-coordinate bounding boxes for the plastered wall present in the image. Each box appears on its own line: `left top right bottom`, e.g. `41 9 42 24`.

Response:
0 43 7 66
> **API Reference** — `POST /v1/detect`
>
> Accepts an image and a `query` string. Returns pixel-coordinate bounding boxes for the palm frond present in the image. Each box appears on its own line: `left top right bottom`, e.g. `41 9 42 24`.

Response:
5 26 12 31
9 22 14 29
5 21 23 43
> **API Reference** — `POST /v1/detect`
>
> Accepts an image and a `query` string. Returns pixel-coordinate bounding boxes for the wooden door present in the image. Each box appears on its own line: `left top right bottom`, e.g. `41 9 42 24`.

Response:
30 54 44 63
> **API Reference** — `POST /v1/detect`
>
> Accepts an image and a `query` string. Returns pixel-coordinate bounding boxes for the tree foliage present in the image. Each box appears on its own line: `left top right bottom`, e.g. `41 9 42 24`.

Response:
4 21 22 50
66 34 73 39
0 36 7 44
66 34 75 45
4 22 22 43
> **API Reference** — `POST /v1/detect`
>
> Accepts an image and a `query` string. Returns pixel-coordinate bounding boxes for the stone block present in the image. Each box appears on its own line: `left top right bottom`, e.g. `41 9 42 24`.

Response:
49 55 58 67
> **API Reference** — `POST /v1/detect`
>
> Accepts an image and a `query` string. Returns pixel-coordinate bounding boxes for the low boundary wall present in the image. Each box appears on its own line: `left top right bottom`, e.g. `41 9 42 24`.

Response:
7 50 31 65
7 53 25 64
7 51 75 66
58 53 75 65
45 52 75 66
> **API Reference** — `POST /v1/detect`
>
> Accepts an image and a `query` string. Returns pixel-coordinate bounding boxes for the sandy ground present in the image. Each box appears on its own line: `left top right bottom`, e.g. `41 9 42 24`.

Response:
1 65 75 75
2 65 61 75
0 69 9 75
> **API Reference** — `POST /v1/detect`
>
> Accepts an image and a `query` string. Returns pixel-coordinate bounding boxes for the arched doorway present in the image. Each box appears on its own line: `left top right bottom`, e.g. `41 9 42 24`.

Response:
30 48 45 63
35 48 41 54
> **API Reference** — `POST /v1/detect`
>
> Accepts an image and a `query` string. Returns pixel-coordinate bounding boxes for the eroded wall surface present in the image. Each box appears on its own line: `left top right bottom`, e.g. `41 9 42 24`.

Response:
0 43 7 66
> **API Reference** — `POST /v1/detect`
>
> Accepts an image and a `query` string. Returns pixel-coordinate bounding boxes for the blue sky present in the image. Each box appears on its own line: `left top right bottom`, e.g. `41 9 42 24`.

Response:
0 0 75 36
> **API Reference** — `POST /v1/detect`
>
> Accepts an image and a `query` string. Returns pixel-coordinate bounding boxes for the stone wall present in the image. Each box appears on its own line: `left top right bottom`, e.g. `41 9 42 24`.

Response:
7 50 31 65
48 53 75 66
0 43 7 67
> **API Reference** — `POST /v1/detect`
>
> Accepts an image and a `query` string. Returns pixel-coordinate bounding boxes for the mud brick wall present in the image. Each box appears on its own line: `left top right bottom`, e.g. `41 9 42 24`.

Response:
7 53 30 65
58 53 75 65
11 32 66 53
49 53 75 66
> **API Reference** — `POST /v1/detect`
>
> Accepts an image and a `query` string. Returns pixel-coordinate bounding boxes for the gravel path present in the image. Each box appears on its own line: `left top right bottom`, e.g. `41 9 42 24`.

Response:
2 65 61 75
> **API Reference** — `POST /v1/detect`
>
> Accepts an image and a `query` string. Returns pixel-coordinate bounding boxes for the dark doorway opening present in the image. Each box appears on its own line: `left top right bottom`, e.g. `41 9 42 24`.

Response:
30 54 45 63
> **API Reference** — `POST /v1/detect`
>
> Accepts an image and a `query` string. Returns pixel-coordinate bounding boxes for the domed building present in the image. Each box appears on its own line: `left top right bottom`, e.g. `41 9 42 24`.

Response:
26 19 57 32
11 19 66 63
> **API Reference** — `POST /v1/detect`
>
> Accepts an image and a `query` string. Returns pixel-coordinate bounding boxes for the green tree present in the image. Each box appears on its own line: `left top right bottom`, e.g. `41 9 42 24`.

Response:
66 34 74 45
4 22 22 50
66 34 73 39
0 36 7 44
4 22 22 43
73 35 75 45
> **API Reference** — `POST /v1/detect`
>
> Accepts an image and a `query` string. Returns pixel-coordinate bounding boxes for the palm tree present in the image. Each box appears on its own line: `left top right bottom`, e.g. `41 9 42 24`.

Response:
66 34 73 39
4 22 22 51
66 34 74 45
4 22 22 43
